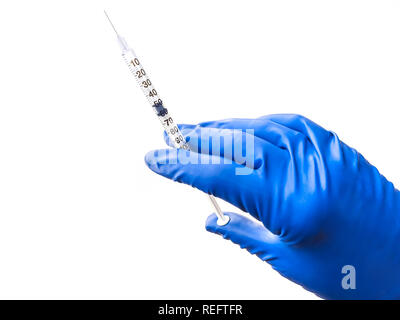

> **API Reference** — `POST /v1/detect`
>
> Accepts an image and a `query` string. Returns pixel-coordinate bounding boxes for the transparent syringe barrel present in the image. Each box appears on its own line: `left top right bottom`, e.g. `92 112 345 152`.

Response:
119 44 229 225
122 49 189 150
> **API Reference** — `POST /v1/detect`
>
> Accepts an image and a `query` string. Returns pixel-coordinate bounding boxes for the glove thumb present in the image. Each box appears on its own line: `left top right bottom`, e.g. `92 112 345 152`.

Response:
205 212 286 263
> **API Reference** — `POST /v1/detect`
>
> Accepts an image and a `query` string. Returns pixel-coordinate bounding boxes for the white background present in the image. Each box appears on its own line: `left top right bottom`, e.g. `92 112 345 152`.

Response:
0 0 399 299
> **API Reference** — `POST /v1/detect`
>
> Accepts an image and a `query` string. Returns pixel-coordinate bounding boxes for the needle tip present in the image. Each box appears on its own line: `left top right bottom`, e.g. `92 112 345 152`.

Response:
104 10 119 36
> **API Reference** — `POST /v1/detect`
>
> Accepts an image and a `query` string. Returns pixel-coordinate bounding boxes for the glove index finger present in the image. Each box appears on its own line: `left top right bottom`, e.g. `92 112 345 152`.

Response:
144 148 264 221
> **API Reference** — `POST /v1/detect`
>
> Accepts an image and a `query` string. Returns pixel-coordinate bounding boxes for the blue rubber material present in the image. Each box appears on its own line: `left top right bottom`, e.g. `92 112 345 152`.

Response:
145 114 400 299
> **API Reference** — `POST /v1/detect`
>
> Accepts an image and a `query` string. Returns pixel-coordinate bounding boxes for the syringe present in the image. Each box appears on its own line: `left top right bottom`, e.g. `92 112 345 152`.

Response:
105 11 230 226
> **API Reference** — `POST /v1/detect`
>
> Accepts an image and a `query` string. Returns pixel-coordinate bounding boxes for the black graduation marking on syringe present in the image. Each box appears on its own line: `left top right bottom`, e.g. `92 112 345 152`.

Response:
153 101 168 117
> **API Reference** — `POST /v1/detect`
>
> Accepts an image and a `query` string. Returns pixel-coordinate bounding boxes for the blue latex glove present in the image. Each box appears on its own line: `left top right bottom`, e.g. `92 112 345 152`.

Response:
144 114 400 299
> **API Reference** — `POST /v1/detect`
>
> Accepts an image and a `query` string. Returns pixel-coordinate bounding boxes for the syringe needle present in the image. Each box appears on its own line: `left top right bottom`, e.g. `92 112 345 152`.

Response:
104 10 119 36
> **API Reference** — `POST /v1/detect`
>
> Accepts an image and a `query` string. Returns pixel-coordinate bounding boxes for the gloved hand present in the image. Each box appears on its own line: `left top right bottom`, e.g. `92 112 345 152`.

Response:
144 114 400 299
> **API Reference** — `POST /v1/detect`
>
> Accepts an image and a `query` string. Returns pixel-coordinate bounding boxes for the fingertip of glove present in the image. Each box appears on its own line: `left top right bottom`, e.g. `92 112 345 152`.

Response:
144 150 163 172
205 213 219 233
144 150 156 167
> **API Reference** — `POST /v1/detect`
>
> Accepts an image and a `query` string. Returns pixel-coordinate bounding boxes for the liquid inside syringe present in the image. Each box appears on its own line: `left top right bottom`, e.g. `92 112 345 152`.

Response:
121 49 189 150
